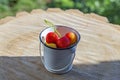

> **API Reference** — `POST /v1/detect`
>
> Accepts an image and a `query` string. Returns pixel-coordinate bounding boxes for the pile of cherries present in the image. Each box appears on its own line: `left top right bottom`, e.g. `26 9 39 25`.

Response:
45 31 77 48
44 20 77 48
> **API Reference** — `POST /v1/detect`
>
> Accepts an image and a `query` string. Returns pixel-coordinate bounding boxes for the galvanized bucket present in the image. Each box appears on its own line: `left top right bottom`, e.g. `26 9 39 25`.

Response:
39 25 80 74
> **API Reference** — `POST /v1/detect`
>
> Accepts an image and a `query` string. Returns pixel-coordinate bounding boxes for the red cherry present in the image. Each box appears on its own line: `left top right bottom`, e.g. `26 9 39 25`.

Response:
65 32 77 45
46 32 59 44
56 36 70 48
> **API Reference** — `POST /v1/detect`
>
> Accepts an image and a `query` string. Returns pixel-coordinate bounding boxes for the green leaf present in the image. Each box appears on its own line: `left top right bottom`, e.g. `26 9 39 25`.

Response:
44 19 61 37
44 19 54 27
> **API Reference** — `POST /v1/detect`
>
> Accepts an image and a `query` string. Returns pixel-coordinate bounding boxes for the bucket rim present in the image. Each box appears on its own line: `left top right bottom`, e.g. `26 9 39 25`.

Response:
39 25 81 50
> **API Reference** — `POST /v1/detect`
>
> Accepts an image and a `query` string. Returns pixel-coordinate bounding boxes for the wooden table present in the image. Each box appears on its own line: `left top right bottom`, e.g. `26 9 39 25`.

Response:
0 8 120 80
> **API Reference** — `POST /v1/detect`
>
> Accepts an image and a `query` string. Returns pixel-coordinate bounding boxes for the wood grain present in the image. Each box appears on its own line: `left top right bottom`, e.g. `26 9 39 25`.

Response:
0 8 120 80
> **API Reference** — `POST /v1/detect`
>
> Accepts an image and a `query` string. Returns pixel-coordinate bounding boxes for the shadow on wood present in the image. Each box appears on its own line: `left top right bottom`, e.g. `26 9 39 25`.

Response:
0 56 119 80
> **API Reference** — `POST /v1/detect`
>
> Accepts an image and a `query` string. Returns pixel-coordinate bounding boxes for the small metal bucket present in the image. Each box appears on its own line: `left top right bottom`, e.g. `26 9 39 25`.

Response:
39 25 80 74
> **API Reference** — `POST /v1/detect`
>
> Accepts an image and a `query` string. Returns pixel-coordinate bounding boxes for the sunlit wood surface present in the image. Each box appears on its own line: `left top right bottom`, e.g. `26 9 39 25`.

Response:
0 8 120 80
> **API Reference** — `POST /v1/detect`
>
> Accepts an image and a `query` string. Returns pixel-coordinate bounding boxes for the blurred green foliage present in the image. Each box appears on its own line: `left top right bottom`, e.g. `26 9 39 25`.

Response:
0 0 120 25
48 0 120 24
0 0 46 18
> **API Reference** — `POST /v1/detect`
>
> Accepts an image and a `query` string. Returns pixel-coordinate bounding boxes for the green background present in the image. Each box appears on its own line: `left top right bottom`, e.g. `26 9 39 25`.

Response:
0 0 120 25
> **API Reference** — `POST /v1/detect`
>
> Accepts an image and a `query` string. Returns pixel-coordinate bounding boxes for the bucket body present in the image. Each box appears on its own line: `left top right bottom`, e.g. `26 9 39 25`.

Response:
39 25 80 74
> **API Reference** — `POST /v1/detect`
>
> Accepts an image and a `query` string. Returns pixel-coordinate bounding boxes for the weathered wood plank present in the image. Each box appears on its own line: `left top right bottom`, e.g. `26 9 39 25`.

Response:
31 9 46 14
0 16 15 24
47 8 63 12
65 9 108 23
16 11 30 17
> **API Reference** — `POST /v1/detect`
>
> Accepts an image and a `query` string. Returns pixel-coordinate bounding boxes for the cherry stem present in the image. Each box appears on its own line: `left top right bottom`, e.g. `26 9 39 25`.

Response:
44 19 61 37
